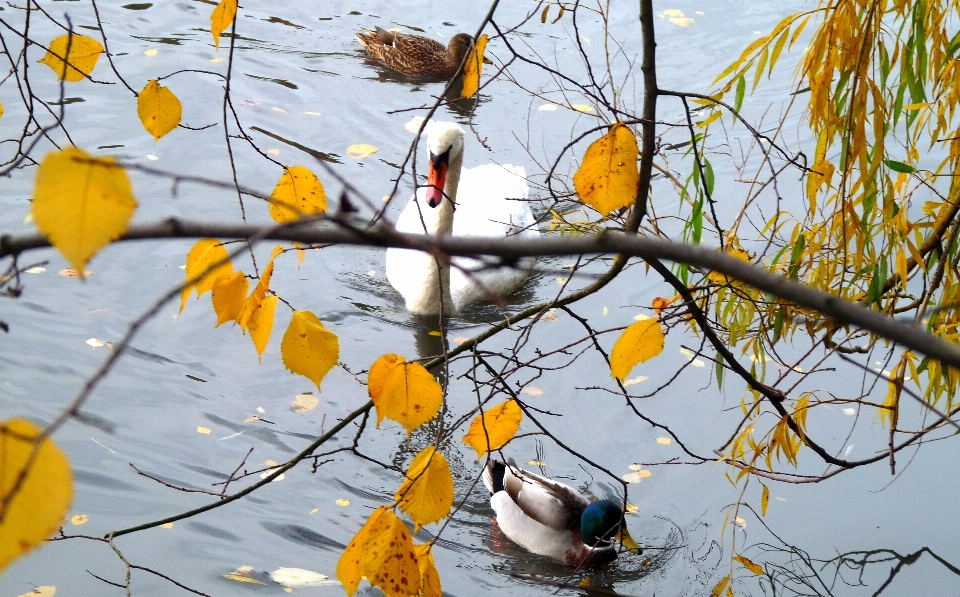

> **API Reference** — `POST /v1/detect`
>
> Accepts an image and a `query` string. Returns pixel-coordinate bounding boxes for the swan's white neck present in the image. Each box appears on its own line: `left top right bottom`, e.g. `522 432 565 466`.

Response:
407 147 463 315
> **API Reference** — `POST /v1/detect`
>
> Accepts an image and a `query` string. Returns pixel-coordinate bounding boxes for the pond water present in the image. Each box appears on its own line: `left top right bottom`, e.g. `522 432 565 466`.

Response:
1 1 958 596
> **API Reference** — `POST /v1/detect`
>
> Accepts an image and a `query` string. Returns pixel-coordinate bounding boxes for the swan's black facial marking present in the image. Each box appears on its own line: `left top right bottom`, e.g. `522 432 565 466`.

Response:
426 148 451 208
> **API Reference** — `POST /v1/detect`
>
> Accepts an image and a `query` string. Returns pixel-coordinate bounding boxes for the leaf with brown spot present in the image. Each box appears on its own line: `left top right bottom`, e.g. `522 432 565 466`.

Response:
269 166 327 223
368 354 442 434
734 554 763 575
337 506 387 597
573 123 639 216
362 509 420 597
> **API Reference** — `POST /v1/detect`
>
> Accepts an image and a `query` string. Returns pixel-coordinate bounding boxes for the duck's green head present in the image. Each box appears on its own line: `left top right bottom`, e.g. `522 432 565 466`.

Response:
581 500 642 554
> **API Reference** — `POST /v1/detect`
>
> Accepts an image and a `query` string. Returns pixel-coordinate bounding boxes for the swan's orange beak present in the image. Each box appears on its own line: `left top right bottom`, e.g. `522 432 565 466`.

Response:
426 151 449 208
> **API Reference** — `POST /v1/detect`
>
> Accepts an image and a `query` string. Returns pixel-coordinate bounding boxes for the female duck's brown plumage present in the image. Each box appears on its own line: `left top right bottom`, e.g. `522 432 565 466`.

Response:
355 27 473 78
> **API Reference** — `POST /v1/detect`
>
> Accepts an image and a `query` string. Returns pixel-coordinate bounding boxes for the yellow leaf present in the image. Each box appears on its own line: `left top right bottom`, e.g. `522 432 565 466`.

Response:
461 33 488 99
248 295 278 359
197 426 211 434
137 79 182 142
222 574 266 585
32 147 137 276
711 575 731 597
17 587 56 597
237 246 282 330
181 239 233 311
211 270 248 326
0 101 4 118
281 311 340 391
345 144 378 160
610 319 665 381
0 419 72 575
462 399 522 460
761 483 769 516
573 123 639 216
338 510 383 596
362 509 420 597
336 499 350 506
902 102 930 110
269 166 327 223
210 0 237 49
656 437 672 445
734 554 763 575
69 514 88 525
395 447 454 528
368 354 442 434
707 248 752 284
39 34 103 81
571 103 594 113
414 543 441 597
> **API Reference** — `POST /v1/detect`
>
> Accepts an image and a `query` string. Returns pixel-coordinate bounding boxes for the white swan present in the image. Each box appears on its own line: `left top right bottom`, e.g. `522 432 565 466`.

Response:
386 122 539 315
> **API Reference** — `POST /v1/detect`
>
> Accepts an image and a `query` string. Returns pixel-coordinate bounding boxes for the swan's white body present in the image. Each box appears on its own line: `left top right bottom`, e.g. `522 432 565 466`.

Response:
386 123 539 315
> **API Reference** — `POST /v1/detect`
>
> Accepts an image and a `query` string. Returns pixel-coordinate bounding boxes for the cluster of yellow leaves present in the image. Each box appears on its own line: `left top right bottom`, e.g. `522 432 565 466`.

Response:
337 508 440 597
706 247 753 285
461 34 488 100
181 238 337 390
0 419 72 574
573 123 640 217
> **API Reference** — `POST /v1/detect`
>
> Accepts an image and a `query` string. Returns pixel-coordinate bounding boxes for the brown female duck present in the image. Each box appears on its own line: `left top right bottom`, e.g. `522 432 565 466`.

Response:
355 27 473 78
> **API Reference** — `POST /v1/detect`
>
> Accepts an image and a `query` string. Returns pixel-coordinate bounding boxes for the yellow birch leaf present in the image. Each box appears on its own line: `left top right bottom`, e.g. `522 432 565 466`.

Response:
395 447 454 528
210 0 237 49
237 245 282 330
137 79 182 142
368 354 442 434
362 509 420 597
32 147 137 276
573 123 639 216
345 144 378 160
0 419 72 574
414 543 441 597
462 399 522 459
39 34 103 82
180 239 233 311
337 506 387 597
248 295 278 359
281 310 340 391
17 586 56 597
711 575 731 597
0 102 4 118
269 166 327 223
222 574 266 585
734 554 763 575
295 241 305 266
761 483 769 516
211 270 248 326
461 33 488 99
610 319 665 381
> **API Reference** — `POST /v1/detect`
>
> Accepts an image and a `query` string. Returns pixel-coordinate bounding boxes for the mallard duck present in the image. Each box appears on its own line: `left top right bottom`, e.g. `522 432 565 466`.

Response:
385 121 538 315
482 459 641 567
355 27 474 78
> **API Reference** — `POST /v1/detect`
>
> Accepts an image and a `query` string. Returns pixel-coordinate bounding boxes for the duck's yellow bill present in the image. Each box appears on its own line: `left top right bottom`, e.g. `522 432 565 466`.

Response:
616 527 642 555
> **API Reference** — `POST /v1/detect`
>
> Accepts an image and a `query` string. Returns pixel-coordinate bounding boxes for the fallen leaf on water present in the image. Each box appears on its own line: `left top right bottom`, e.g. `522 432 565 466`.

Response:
656 437 672 445
309 508 318 514
346 144 378 159
291 393 319 412
453 337 469 344
197 426 211 434
70 514 88 525
270 568 330 588
572 104 594 113
663 9 685 17
633 313 651 321
556 277 569 284
59 268 93 277
526 460 546 466
602 306 609 315
625 504 639 514
622 470 651 483
86 338 106 348
243 416 259 423
144 49 158 56
843 407 856 415
160 523 173 529
223 574 266 585
17 587 56 597
623 375 647 387
260 469 285 482
336 499 350 506
538 104 558 111
265 460 278 467
734 517 747 529
25 267 46 274
522 387 543 396
257 406 265 413
428 330 441 337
